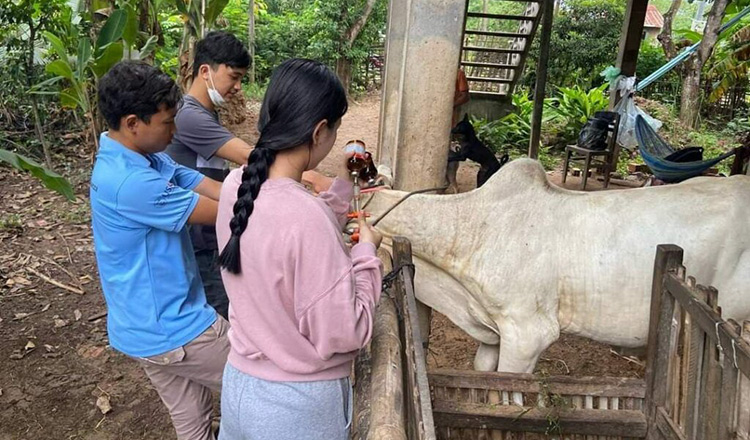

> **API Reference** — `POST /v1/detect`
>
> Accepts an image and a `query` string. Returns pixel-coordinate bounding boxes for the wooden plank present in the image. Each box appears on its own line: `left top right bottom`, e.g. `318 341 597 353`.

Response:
717 320 741 439
696 285 721 440
609 0 648 108
464 30 530 38
460 61 517 69
528 0 553 159
654 407 688 440
466 76 514 84
428 370 646 398
675 305 688 427
432 400 647 438
682 277 704 440
664 275 750 377
466 12 537 21
666 303 684 419
645 245 684 423
462 46 525 54
468 91 508 100
737 322 750 438
393 237 437 440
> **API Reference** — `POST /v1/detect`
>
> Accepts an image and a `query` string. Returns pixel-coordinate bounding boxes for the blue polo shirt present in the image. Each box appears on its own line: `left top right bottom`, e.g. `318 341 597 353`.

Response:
90 133 216 357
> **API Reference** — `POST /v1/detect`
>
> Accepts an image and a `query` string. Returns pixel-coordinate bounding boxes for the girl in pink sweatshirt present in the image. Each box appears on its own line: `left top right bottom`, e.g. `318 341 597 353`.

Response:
215 59 383 440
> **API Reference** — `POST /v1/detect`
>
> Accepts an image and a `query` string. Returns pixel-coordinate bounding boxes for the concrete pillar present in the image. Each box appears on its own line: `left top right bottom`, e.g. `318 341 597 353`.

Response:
377 0 466 191
377 0 410 173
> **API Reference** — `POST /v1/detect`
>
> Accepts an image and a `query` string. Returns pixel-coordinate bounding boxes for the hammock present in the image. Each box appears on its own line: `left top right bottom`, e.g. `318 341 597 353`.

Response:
635 115 735 182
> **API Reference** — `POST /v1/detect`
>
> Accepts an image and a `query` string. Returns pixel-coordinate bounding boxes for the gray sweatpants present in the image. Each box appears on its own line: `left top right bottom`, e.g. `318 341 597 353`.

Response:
219 363 352 440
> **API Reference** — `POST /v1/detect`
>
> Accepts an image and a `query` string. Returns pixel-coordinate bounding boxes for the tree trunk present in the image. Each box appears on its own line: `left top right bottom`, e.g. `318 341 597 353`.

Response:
336 57 353 92
336 0 378 91
658 0 729 128
679 68 701 128
179 24 196 92
658 0 682 61
248 0 255 83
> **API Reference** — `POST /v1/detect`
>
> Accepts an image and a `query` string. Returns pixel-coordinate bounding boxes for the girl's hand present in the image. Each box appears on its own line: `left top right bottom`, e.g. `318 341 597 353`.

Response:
357 214 381 249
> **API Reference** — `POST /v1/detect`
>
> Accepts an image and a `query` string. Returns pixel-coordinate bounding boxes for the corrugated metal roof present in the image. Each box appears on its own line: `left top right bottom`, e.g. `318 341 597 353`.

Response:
645 5 665 29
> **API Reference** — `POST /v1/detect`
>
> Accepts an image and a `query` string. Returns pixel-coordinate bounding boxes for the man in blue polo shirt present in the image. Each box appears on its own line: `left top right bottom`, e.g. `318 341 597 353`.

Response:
90 61 226 440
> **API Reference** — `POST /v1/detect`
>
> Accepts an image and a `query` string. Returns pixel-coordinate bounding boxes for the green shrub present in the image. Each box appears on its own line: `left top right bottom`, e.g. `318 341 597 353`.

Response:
548 84 609 143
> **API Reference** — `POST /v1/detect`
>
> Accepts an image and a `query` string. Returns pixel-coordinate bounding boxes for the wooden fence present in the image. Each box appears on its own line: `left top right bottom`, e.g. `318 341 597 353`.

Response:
359 240 750 440
645 244 750 440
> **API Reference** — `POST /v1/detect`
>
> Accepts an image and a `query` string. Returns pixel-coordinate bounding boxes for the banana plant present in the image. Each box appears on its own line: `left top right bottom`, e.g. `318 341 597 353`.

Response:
30 9 158 149
708 22 750 101
174 0 231 90
0 149 75 201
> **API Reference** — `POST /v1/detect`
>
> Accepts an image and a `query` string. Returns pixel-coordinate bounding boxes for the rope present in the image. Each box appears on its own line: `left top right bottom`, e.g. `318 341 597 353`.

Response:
371 186 448 227
381 263 415 291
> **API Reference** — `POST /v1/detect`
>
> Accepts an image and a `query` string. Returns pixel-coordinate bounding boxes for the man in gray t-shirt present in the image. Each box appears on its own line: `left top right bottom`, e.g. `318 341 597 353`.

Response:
166 31 252 319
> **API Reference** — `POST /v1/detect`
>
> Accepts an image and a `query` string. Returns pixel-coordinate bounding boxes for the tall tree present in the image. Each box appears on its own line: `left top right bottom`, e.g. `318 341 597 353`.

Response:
333 0 379 91
658 0 730 128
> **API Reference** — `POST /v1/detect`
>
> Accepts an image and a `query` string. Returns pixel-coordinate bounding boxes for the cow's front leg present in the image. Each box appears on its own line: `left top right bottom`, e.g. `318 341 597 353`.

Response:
474 342 499 371
496 317 560 405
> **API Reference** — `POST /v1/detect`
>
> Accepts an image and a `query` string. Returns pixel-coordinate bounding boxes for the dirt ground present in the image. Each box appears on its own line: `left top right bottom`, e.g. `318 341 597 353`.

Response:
1 94 641 439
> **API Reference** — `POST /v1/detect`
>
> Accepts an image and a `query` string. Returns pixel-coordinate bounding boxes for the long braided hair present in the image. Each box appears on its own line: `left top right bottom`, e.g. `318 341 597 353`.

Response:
219 59 348 273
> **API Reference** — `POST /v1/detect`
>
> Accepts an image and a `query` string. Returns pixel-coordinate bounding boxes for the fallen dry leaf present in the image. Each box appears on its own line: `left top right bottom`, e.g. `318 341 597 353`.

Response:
41 304 50 312
24 341 36 351
13 313 30 320
78 345 106 359
54 318 68 328
96 395 112 414
74 310 82 321
13 277 31 285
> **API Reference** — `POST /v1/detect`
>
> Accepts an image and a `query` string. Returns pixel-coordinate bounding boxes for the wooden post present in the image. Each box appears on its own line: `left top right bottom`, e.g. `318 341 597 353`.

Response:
368 248 407 440
683 277 705 440
737 321 750 437
609 0 648 108
645 244 683 437
393 237 437 440
528 0 553 159
718 319 741 439
697 285 722 440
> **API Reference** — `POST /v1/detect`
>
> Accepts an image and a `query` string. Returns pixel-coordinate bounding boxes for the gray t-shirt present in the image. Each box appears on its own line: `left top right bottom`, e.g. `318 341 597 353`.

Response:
166 95 235 252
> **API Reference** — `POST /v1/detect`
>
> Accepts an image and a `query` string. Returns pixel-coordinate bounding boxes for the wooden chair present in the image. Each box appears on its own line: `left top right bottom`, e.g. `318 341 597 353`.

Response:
562 112 621 190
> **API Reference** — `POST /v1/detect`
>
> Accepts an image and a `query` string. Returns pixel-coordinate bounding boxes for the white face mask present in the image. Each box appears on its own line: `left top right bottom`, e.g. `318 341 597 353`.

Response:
205 68 226 107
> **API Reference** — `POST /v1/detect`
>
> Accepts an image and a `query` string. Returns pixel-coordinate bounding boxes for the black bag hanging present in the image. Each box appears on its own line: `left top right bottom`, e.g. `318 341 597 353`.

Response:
577 117 610 151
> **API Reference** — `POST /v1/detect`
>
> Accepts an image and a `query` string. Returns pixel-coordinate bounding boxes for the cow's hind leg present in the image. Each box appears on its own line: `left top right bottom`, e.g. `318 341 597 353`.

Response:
474 342 499 371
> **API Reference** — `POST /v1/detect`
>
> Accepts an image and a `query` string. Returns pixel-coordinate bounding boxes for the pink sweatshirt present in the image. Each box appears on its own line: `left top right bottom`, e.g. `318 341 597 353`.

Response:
216 170 383 382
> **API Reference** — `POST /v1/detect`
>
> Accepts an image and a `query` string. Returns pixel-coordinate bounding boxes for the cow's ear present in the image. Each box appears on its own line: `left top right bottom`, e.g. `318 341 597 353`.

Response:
463 113 469 122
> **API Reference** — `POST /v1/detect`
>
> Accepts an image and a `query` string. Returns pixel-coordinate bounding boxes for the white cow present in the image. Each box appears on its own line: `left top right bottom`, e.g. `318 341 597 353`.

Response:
368 159 750 374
